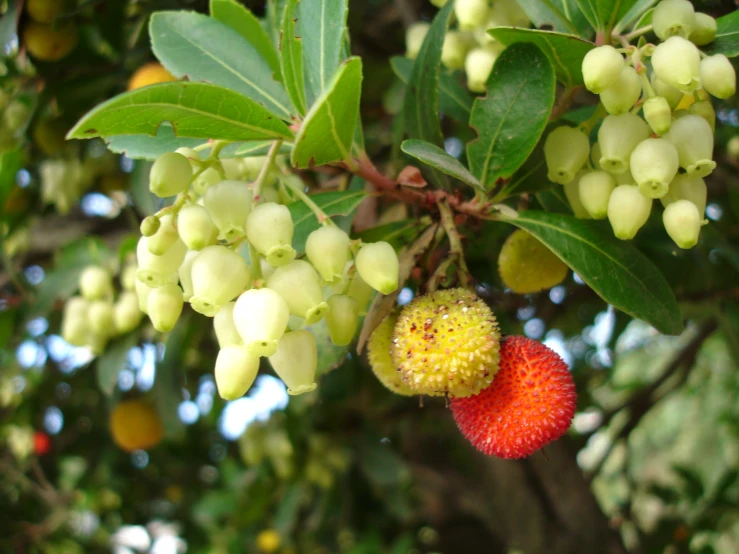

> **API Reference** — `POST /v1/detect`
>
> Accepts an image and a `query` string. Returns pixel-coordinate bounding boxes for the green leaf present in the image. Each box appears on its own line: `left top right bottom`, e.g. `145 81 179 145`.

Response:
613 0 658 34
354 219 430 250
390 56 473 125
210 0 281 78
106 123 204 161
67 82 294 142
153 313 192 439
0 149 23 215
280 0 308 115
298 0 349 105
488 27 594 87
705 11 739 58
291 57 362 168
287 190 367 252
401 139 482 190
0 0 18 56
466 43 555 190
266 0 288 47
311 319 350 377
129 160 159 216
515 0 580 35
572 0 600 32
96 333 138 396
233 141 293 157
403 1 455 190
150 11 293 119
502 210 683 335
497 140 552 198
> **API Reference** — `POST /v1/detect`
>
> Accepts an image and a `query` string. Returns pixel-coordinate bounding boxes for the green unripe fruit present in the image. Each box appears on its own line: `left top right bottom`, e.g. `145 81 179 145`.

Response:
190 245 251 317
665 114 716 177
455 0 490 31
663 199 701 249
600 66 641 115
405 22 430 60
651 74 684 109
192 166 222 195
347 271 374 315
136 236 186 288
147 214 179 256
267 260 328 324
177 205 218 251
652 0 695 40
699 54 736 100
324 295 359 346
643 96 673 135
214 302 242 348
305 226 351 284
268 330 318 396
563 173 591 219
149 152 192 198
630 138 679 198
578 171 615 219
582 45 624 93
246 202 296 267
689 13 717 46
498 229 568 294
688 100 716 132
651 36 701 92
465 47 498 93
121 265 137 291
367 312 415 396
607 185 652 240
214 347 260 400
233 288 290 357
147 283 184 333
178 250 197 302
203 180 253 241
660 174 707 217
88 300 115 337
441 31 469 70
114 291 143 334
355 241 399 295
135 280 151 313
79 265 113 301
544 126 590 184
598 113 651 175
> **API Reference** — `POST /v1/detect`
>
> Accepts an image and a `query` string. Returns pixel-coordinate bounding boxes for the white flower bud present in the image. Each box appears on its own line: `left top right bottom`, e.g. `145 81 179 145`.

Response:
62 297 89 346
121 265 137 291
355 242 399 295
582 45 624 93
149 152 192 198
608 185 653 240
233 288 290 357
441 31 470 70
665 114 716 177
324 294 359 346
190 245 251 316
305 226 351 284
406 22 430 60
136 236 186 288
242 156 267 180
455 0 490 31
643 96 672 135
652 0 695 40
214 301 243 348
651 73 684 109
246 202 296 267
600 66 642 115
544 126 590 184
630 138 679 198
598 113 651 175
347 271 374 315
79 265 113 300
660 174 707 217
663 199 702 249
214 347 260 400
590 143 602 170
465 46 498 94
268 330 318 395
147 214 179 256
651 36 701 92
563 173 591 219
175 147 201 169
178 250 198 302
192 166 222 195
267 260 328 324
88 300 115 337
135 279 151 313
147 283 184 333
220 157 246 180
177 205 218 250
688 100 716 132
203 180 254 241
114 291 143 334
578 171 615 219
699 54 736 99
689 13 717 46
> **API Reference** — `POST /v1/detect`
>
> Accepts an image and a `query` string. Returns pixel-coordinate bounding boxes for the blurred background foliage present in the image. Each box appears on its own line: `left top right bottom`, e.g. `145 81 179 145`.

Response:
0 1 738 553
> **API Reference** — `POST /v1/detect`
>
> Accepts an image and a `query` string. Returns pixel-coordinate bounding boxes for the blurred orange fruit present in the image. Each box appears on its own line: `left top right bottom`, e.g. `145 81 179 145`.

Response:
128 62 177 91
23 21 78 61
109 399 164 452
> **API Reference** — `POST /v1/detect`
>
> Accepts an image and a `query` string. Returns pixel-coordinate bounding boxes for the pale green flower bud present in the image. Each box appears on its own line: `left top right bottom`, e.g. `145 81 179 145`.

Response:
147 283 184 333
608 185 653 240
630 138 679 198
140 215 160 237
355 241 399 295
347 271 374 315
202 180 253 241
136 236 186 288
149 152 192 198
651 36 701 92
699 54 736 99
600 66 642 115
267 260 328 324
663 199 702 249
455 0 490 31
135 279 151 313
406 22 430 60
728 136 739 161
177 204 218 251
214 301 243 348
121 265 137 291
563 173 591 219
689 13 717 46
3 101 29 131
242 156 267 180
325 294 359 346
643 96 672 135
246 202 296 267
114 291 143 334
598 113 651 175
305 226 351 284
544 126 590 184
175 147 201 169
220 158 247 180
268 330 318 395
688 100 716 132
88 300 115 337
178 250 198 302
190 245 251 316
465 46 498 93
651 73 684 109
62 297 89 347
590 143 602 171
147 214 179 256
582 45 624 93
441 31 470 70
652 0 695 40
79 265 113 300
214 346 260 400
578 171 615 219
660 174 707 217
192 166 222 195
665 114 716 177
233 288 290 357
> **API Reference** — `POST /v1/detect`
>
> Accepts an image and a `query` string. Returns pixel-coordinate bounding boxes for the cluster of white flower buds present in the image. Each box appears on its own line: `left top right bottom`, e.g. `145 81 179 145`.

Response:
134 148 400 401
545 0 735 249
61 263 144 354
405 0 529 93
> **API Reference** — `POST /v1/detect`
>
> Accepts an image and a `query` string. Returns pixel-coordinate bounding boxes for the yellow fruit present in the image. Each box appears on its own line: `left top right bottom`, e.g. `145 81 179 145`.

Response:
498 229 568 294
23 21 78 61
32 117 68 156
25 0 70 23
128 62 177 91
109 399 164 452
391 288 501 398
256 530 281 553
367 312 415 396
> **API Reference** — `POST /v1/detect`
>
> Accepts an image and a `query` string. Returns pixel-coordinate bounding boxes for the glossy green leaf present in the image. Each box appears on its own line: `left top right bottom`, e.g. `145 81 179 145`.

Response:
488 27 594 87
515 0 579 35
106 123 204 161
234 141 293 157
265 0 288 47
466 43 555 190
354 219 430 250
153 313 191 439
613 0 658 34
401 139 482 190
97 333 138 396
150 11 293 119
67 82 294 142
503 210 683 335
288 190 367 252
705 11 739 58
280 0 308 115
496 140 552 199
312 319 350 377
210 0 281 77
291 57 362 168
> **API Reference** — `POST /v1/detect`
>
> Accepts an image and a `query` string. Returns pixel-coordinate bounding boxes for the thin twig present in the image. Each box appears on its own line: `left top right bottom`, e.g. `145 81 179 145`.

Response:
253 140 284 199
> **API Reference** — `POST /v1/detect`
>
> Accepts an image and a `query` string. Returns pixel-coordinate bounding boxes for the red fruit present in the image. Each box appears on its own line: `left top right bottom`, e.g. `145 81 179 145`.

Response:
450 335 576 459
34 431 51 456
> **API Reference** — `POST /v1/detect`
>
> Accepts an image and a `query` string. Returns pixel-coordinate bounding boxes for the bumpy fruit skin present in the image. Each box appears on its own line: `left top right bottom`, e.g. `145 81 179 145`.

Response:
498 229 568 294
109 400 164 452
23 21 78 61
367 312 415 396
391 288 501 398
128 62 177 91
450 336 577 459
